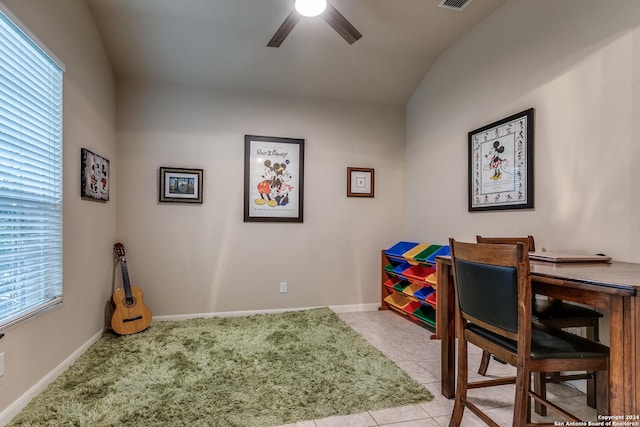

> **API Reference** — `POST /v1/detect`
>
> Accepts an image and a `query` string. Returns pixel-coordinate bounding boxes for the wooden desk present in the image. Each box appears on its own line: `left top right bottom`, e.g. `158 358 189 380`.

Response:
435 256 639 416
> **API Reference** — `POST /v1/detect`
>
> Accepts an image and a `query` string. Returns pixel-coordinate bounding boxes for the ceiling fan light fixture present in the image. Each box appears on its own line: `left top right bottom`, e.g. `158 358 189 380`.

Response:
294 0 327 17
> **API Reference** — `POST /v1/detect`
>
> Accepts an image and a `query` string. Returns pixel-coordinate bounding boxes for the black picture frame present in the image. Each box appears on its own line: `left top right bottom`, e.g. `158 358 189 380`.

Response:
468 108 534 212
244 135 304 222
158 167 204 204
81 148 110 202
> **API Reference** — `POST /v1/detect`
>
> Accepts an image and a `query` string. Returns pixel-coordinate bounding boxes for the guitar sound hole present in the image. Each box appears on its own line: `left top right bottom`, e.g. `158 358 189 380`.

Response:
122 297 136 308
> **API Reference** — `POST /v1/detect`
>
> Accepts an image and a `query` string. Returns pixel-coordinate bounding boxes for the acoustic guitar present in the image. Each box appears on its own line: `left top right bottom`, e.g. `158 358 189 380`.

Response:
111 243 152 335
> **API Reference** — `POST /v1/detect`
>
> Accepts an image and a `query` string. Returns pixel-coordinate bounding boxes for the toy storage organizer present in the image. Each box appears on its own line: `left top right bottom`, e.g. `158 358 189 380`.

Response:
380 241 451 333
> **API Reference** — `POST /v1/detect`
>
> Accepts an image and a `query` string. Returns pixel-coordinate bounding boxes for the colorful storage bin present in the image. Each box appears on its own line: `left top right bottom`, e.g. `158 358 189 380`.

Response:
403 264 436 283
425 272 437 288
402 282 425 297
413 305 436 327
385 241 419 261
413 245 442 263
413 286 435 300
402 244 430 265
403 300 423 315
392 262 412 278
422 245 451 264
425 292 437 308
384 277 402 289
384 293 412 311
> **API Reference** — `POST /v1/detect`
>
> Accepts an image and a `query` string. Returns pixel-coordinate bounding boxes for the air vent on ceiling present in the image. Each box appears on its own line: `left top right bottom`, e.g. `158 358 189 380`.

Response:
438 0 472 11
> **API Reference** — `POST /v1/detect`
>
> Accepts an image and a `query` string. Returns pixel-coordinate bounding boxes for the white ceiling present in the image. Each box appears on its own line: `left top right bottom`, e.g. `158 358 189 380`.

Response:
86 0 507 105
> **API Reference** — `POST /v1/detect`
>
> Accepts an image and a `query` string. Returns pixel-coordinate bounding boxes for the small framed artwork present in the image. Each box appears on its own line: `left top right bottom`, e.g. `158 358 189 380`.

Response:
347 167 374 197
81 148 110 202
159 167 204 204
244 135 304 222
468 108 534 212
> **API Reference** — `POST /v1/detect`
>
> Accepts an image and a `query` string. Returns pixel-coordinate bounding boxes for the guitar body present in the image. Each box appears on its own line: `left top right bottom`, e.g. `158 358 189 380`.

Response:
111 243 152 335
111 286 152 335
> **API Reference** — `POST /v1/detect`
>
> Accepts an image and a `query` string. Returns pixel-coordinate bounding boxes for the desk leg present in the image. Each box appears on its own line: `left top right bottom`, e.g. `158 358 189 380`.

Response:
437 261 455 398
634 295 639 415
609 295 625 415
624 294 639 415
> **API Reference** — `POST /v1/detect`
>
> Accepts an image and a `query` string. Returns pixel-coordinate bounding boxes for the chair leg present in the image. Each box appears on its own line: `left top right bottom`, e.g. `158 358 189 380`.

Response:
586 321 599 409
449 336 469 427
478 350 491 375
533 372 547 416
595 369 608 415
586 372 597 409
513 365 531 426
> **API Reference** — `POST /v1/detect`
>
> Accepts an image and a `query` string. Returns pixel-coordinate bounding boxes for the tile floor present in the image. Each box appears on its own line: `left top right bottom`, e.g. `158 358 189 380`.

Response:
278 309 598 427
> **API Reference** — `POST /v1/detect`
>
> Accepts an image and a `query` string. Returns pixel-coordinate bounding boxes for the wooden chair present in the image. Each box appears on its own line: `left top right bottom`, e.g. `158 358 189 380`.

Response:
475 235 603 414
448 239 609 426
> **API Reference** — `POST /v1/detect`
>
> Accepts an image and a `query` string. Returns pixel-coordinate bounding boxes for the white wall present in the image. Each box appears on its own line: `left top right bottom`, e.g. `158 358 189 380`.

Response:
0 0 116 414
116 81 406 315
407 0 640 263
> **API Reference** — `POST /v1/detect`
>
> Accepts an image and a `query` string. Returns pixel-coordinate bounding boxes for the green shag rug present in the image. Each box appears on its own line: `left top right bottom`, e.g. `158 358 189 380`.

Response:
10 308 432 426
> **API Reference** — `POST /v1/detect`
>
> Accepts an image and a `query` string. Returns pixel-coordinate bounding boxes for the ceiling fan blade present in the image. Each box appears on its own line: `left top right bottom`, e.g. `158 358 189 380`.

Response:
267 10 301 47
322 3 362 45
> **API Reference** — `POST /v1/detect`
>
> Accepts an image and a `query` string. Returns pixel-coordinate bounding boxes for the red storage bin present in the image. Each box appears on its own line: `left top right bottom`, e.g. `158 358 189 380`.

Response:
403 264 436 283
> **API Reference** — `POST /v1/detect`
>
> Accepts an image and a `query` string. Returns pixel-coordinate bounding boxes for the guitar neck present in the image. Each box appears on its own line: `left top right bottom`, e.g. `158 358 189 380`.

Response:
119 257 134 302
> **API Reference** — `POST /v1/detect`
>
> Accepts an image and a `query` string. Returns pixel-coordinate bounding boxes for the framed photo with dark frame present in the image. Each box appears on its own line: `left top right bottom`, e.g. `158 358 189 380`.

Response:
244 135 304 222
81 148 110 202
468 108 534 212
347 167 374 197
159 167 204 204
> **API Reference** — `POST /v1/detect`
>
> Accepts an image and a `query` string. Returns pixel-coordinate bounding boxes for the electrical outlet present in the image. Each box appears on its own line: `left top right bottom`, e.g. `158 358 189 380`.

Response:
279 282 288 293
0 352 4 377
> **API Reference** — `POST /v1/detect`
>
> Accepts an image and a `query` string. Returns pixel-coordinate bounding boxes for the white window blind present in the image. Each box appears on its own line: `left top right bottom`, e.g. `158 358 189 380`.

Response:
0 8 64 329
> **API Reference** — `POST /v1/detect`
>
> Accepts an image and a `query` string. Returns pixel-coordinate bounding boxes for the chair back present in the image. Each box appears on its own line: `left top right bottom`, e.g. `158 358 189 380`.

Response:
449 238 531 338
476 235 535 252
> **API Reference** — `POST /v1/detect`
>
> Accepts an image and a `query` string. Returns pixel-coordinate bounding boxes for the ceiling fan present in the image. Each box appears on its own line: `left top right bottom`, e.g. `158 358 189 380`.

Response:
267 0 362 48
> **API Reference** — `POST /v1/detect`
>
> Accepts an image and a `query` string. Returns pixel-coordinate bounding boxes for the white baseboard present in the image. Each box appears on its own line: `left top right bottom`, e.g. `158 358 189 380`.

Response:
152 303 379 322
329 303 380 313
0 303 379 425
0 329 103 427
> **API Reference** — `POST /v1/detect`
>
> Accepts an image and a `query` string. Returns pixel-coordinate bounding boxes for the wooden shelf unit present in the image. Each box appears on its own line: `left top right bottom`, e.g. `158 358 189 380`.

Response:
379 242 450 335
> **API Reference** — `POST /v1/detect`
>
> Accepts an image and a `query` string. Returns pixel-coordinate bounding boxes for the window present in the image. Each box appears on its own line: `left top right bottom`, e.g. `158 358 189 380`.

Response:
0 7 64 329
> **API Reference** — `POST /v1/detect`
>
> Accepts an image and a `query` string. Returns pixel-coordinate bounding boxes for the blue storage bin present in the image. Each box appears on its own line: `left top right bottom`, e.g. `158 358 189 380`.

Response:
385 241 419 260
392 262 412 278
413 286 435 300
423 245 451 263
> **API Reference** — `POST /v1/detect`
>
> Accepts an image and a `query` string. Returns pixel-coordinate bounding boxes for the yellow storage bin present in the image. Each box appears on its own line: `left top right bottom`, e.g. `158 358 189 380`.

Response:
402 282 424 297
384 293 412 311
402 244 430 265
425 272 437 288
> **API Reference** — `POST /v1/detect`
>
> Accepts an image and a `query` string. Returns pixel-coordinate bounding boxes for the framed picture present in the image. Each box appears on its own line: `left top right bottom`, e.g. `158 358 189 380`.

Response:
159 167 204 204
244 135 304 222
81 148 110 202
347 167 374 197
468 108 534 212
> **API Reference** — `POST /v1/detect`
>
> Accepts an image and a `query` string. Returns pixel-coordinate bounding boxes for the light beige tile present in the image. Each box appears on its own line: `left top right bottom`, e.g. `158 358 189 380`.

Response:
314 411 377 427
383 418 442 427
393 360 440 383
278 420 317 427
418 392 456 418
368 403 429 424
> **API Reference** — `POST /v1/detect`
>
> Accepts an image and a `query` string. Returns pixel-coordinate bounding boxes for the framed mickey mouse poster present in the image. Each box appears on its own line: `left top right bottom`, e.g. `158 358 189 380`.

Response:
468 108 534 212
81 148 110 202
244 135 304 222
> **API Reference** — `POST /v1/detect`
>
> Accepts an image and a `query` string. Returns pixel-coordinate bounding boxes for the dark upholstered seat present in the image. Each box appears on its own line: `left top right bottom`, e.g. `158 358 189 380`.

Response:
533 298 603 322
448 239 609 427
475 235 603 414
